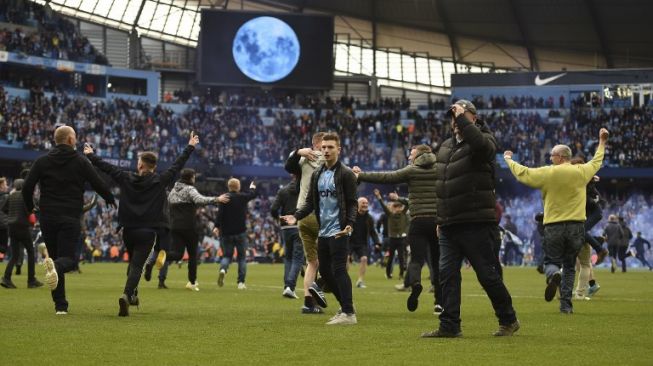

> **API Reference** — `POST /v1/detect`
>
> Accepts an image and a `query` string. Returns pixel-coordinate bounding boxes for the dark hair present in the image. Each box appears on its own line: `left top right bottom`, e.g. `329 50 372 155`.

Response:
139 152 158 168
322 132 340 146
180 168 195 185
13 179 24 191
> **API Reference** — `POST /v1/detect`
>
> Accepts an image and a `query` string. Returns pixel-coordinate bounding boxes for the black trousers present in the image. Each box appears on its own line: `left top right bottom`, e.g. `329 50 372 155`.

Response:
0 227 8 255
318 235 354 314
4 225 35 282
609 245 628 272
40 216 81 312
169 229 200 284
406 217 441 305
122 228 158 297
439 223 516 332
386 237 406 278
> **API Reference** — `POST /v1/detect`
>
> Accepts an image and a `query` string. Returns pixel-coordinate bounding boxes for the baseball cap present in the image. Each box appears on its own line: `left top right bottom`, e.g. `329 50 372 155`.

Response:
446 99 477 116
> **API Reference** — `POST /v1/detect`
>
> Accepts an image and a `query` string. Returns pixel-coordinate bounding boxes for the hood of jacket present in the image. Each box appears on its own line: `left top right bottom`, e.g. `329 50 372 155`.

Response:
413 152 436 168
173 181 191 192
48 144 80 166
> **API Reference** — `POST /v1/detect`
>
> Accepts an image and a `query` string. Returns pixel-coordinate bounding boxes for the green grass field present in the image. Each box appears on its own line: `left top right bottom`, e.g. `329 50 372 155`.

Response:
0 262 651 366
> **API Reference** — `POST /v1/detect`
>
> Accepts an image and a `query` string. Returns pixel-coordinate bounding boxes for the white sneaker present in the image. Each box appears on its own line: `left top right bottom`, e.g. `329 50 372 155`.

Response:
217 269 225 287
326 312 357 325
237 282 246 290
394 283 407 291
356 280 367 288
574 294 590 301
282 287 298 299
37 243 49 258
43 258 58 290
55 311 68 315
185 281 200 292
328 309 343 322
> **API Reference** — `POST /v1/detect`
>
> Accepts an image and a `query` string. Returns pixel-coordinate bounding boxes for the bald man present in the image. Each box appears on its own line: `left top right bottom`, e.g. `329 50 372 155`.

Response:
349 196 380 288
213 178 258 289
504 128 608 314
23 125 115 315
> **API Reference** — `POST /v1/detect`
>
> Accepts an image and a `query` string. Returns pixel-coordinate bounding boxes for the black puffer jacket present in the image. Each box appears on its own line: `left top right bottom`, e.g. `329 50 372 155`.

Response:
435 115 498 226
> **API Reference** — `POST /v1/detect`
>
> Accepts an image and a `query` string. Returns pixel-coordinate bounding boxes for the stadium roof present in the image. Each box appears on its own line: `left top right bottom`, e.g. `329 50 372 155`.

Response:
36 0 653 69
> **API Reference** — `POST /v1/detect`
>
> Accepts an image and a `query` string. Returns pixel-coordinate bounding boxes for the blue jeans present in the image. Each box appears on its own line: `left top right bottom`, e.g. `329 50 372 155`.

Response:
543 222 585 312
438 223 516 332
220 233 248 283
281 228 304 291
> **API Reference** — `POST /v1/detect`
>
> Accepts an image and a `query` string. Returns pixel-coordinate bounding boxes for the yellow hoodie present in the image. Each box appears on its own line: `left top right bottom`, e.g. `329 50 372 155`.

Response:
506 145 605 225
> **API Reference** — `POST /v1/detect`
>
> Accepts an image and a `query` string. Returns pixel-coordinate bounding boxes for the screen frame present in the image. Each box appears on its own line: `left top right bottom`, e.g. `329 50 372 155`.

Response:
197 9 335 90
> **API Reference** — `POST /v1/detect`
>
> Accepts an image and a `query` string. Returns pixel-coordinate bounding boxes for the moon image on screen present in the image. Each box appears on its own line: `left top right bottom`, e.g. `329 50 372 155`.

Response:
232 16 300 83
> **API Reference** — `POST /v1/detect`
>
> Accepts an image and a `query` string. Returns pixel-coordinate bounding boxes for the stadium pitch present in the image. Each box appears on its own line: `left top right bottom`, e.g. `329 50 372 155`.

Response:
0 263 650 365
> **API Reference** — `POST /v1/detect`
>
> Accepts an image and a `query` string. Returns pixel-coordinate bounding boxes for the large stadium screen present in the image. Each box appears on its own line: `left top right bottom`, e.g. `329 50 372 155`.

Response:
198 10 334 89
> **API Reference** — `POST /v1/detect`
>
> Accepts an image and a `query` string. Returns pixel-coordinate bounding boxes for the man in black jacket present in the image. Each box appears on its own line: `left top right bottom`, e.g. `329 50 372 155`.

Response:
283 132 359 325
349 197 380 289
23 126 115 315
271 175 304 299
214 178 257 290
423 100 519 338
1 179 43 288
84 131 198 316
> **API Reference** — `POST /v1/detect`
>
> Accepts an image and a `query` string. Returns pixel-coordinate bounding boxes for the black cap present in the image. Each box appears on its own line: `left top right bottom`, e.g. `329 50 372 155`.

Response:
446 99 477 117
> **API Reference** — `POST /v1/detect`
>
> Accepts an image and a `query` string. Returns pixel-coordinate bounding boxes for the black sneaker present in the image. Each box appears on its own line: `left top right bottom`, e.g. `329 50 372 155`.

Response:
421 328 462 338
308 282 328 308
315 277 331 293
1 277 16 289
15 266 21 275
158 281 168 289
28 280 44 288
301 306 324 314
118 294 129 317
407 283 423 312
545 271 561 302
493 320 520 336
560 308 574 315
144 262 153 282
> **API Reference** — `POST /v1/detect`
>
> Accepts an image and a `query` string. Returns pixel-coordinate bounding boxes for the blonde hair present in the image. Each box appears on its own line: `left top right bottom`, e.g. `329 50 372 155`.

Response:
54 126 74 145
227 178 240 191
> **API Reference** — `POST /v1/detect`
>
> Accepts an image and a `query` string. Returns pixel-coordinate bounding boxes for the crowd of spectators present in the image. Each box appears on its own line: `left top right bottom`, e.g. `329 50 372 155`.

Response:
2 87 652 169
562 107 653 167
0 1 108 65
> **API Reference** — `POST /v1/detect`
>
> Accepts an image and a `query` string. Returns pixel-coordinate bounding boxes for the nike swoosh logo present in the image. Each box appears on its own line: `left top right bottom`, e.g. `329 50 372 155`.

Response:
534 73 567 86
